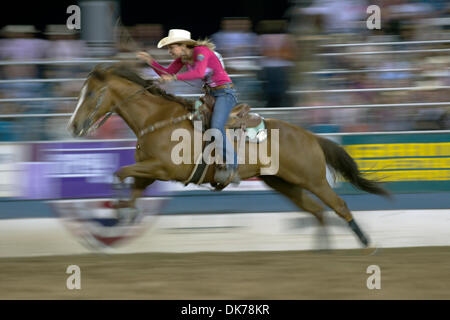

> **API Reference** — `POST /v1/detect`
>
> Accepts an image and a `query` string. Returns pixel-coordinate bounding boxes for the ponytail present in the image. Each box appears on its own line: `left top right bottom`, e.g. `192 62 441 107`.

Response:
193 38 216 51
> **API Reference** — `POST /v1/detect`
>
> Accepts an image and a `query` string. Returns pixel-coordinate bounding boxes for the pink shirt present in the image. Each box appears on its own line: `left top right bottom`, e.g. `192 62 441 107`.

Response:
150 46 231 87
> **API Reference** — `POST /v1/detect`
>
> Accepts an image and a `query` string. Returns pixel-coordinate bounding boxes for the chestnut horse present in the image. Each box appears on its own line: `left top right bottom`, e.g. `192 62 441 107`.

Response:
68 64 390 248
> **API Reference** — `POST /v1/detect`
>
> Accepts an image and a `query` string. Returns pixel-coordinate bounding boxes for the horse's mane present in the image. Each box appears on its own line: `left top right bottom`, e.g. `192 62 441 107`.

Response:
101 64 195 111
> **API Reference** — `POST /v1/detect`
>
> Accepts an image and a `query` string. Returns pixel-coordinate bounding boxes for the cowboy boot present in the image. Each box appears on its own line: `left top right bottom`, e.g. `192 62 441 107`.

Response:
214 164 240 187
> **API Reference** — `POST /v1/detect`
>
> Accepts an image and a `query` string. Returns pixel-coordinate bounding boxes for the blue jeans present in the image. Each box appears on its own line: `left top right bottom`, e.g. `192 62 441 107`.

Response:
210 86 238 168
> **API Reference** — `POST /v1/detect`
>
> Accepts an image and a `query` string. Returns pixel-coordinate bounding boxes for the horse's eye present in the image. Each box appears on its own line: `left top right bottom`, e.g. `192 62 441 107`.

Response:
87 91 94 99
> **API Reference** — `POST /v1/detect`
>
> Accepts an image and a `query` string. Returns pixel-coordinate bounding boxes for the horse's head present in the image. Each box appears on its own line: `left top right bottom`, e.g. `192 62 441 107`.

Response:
68 65 113 137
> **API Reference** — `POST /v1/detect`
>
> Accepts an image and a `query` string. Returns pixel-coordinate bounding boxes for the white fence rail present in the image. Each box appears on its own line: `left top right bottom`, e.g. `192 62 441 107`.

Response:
1 102 449 119
1 87 450 104
0 45 449 122
289 86 450 94
317 48 450 56
321 39 450 47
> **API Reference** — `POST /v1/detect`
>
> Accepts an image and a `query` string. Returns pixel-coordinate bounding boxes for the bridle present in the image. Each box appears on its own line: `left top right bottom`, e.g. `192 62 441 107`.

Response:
81 86 108 135
81 81 196 138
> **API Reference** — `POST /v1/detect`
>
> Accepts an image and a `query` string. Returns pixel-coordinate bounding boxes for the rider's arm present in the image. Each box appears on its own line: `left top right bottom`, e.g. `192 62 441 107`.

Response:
150 58 184 76
176 48 208 81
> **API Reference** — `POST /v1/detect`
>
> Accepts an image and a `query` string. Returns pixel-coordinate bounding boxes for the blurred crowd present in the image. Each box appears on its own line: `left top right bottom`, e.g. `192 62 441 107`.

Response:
0 0 449 141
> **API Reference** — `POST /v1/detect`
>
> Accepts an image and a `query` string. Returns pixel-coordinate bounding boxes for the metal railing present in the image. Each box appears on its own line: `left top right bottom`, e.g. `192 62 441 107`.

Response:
0 59 119 66
317 48 450 56
1 102 449 119
0 97 77 103
0 129 448 146
1 83 449 104
0 74 254 85
0 78 86 84
304 68 419 75
321 39 450 47
0 43 449 124
289 86 450 94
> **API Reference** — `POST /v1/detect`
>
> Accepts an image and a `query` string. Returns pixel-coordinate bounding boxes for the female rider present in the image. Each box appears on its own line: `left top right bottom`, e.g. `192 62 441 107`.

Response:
137 29 239 186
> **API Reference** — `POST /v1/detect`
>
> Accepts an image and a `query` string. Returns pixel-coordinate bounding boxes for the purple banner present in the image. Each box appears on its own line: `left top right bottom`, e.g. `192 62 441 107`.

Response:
25 140 165 199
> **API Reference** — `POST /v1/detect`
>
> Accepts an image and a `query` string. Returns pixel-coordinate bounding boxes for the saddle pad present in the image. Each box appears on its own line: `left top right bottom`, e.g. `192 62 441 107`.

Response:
241 118 267 143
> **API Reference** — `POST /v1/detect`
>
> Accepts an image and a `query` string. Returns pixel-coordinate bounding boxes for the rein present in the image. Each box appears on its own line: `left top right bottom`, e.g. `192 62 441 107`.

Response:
84 86 108 133
86 82 196 138
84 84 149 134
138 112 194 137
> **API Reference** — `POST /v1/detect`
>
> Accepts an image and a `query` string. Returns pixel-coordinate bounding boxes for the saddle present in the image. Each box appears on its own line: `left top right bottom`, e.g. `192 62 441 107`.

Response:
184 92 266 191
195 93 263 131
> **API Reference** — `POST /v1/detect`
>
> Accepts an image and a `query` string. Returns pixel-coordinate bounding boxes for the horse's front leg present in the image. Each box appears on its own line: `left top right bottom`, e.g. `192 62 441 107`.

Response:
112 178 154 209
115 159 169 182
114 160 167 208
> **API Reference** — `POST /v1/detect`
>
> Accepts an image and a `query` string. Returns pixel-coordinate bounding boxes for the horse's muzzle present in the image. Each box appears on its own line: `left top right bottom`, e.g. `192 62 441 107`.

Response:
68 120 88 137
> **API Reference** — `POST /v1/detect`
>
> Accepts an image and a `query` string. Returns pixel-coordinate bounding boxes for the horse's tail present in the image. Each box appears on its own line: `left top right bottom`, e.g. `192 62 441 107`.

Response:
317 136 391 198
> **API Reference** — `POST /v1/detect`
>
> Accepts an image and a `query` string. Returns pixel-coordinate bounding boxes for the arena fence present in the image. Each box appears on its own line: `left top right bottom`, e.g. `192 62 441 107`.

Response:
0 39 448 128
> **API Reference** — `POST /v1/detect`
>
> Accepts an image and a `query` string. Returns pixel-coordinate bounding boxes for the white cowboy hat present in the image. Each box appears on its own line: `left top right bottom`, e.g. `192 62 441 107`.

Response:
157 29 197 48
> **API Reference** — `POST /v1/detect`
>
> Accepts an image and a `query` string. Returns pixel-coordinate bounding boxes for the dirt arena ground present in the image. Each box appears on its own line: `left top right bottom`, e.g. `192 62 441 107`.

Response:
1 246 449 299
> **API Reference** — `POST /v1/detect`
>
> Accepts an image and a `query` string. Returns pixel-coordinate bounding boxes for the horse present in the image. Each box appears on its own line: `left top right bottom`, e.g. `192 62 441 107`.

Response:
68 63 390 248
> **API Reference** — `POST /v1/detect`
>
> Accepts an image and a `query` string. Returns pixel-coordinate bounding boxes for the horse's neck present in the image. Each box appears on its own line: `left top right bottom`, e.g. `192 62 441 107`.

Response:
109 80 187 137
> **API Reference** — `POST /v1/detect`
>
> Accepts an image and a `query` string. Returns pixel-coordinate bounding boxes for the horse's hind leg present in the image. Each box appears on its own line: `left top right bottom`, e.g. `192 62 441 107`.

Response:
260 175 330 250
306 179 370 247
261 176 325 223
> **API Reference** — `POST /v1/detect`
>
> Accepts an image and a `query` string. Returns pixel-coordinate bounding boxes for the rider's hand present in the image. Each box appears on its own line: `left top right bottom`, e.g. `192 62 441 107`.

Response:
159 74 176 83
136 51 154 65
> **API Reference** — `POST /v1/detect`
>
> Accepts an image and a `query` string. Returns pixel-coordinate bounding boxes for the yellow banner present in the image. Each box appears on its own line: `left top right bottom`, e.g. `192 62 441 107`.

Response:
360 170 450 182
345 143 450 158
340 142 450 181
356 158 450 171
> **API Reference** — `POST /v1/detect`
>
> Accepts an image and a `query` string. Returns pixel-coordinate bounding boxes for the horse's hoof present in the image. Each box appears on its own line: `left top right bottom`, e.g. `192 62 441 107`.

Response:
366 245 381 256
211 182 226 191
111 200 131 209
361 236 370 248
112 181 126 190
348 219 370 248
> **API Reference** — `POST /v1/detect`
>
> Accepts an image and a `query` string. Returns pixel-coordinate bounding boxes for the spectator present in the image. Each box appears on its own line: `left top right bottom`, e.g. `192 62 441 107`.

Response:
257 20 297 108
211 17 259 58
0 25 48 140
301 0 369 34
211 17 262 105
